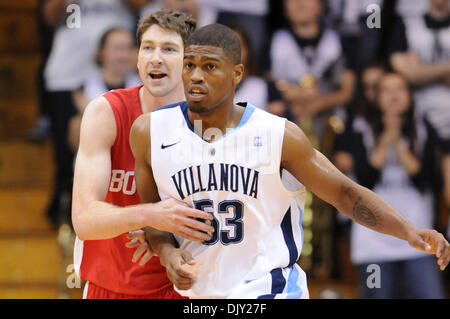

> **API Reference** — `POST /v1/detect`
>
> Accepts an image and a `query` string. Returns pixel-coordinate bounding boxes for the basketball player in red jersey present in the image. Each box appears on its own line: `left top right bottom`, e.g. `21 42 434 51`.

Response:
71 10 215 299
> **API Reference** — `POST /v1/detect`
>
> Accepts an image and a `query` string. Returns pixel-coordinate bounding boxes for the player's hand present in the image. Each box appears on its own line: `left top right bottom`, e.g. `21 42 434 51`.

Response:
407 228 450 271
125 230 154 265
161 248 196 291
146 198 214 242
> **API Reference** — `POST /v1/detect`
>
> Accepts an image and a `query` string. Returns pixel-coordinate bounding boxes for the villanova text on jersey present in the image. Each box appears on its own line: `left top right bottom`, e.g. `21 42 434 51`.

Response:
150 102 308 299
171 163 259 200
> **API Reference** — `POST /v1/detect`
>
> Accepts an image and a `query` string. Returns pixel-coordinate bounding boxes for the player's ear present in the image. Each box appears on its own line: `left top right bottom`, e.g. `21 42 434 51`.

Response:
233 63 244 86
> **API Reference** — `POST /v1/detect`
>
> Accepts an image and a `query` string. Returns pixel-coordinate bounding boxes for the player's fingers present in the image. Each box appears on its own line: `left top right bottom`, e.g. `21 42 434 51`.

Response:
182 216 215 234
181 250 196 265
410 233 433 253
437 241 450 270
175 282 194 291
138 249 154 266
176 226 212 242
125 237 140 248
436 237 445 258
173 276 195 290
180 207 213 220
176 266 195 279
132 242 149 263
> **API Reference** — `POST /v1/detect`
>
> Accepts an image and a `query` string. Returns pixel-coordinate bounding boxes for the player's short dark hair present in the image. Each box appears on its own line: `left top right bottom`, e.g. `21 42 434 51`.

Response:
186 24 241 65
136 9 196 48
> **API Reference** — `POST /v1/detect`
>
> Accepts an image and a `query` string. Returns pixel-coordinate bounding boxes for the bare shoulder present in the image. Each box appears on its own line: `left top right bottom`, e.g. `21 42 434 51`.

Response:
283 120 311 149
130 113 152 159
281 120 315 166
79 96 116 151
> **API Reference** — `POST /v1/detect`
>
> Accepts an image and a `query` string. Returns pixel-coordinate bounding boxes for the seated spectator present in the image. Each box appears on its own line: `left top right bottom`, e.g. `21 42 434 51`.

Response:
269 0 355 146
68 28 141 151
231 25 286 116
388 0 450 222
337 72 444 298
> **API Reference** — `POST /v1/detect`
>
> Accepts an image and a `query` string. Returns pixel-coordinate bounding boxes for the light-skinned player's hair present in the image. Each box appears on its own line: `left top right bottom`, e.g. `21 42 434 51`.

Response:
136 9 197 48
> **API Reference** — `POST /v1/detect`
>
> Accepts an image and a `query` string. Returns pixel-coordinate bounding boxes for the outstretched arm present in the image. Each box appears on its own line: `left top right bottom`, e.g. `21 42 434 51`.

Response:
281 120 450 270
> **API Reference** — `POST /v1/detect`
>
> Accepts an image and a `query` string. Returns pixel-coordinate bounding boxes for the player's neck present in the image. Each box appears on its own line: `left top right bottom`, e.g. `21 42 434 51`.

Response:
139 84 186 113
189 102 244 142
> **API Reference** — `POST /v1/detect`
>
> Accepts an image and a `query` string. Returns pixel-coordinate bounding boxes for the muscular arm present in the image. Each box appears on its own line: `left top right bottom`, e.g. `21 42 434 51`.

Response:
72 97 151 240
281 121 450 269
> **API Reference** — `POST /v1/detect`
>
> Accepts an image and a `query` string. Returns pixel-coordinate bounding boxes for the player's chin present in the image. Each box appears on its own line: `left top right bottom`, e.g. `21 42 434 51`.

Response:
187 101 209 114
146 84 172 97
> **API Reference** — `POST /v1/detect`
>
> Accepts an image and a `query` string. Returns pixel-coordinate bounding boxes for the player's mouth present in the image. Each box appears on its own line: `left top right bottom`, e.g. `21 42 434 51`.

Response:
188 86 208 102
148 71 167 80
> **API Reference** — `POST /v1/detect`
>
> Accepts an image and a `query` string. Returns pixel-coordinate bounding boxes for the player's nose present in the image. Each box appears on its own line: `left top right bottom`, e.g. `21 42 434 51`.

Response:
149 48 163 66
190 66 204 83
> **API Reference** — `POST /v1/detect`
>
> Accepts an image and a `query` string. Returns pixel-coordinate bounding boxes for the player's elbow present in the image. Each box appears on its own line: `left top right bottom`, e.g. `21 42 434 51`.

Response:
71 205 89 241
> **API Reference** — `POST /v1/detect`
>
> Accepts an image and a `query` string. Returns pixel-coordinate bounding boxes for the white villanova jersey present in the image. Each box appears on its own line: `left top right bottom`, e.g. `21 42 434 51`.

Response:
150 101 308 299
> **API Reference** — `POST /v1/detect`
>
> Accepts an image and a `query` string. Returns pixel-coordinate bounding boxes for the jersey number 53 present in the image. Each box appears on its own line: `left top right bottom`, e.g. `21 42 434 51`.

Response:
194 199 244 245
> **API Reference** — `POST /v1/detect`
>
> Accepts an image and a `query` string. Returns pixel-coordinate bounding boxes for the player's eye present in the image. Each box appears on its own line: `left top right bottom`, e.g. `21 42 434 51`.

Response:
184 62 194 69
207 64 216 71
164 47 176 52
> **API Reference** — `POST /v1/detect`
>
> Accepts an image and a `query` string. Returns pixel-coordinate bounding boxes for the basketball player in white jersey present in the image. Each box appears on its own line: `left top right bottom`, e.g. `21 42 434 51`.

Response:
130 24 450 298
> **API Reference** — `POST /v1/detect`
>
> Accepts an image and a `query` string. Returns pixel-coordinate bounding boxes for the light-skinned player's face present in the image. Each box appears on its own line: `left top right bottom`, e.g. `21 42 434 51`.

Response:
183 44 243 113
137 24 184 97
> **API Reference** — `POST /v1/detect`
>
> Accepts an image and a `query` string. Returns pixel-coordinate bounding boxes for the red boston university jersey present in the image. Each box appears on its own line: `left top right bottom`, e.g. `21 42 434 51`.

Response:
74 85 173 295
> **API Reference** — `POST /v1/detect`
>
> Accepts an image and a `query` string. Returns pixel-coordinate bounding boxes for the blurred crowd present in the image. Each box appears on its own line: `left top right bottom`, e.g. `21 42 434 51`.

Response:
30 0 450 298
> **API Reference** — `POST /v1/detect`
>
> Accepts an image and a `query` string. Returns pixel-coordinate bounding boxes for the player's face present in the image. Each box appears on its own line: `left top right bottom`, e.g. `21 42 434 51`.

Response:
183 45 242 113
377 74 411 116
137 24 184 97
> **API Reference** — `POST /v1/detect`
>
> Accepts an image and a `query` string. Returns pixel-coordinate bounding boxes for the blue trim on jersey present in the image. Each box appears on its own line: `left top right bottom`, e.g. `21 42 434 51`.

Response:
299 206 304 253
286 266 302 299
152 100 186 112
179 101 195 132
257 268 286 299
281 207 299 267
216 103 256 141
178 101 256 138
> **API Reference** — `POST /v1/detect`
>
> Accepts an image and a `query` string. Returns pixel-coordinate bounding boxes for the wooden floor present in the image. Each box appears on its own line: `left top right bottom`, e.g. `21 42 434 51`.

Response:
0 140 83 299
